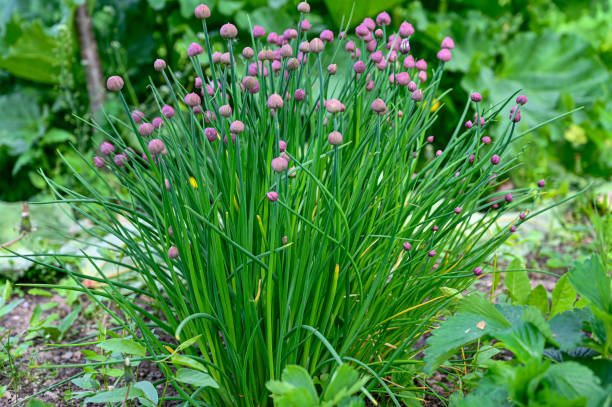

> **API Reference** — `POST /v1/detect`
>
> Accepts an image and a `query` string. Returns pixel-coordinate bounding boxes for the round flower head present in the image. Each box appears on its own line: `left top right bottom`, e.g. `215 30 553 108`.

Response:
297 1 310 13
511 107 521 122
366 80 375 91
325 99 343 114
510 225 517 233
220 23 238 39
491 155 501 165
320 29 334 43
516 95 528 105
415 59 427 71
294 88 305 101
139 123 155 137
370 51 383 63
505 193 513 203
465 120 473 129
148 138 165 155
271 157 288 172
267 93 284 110
454 207 463 214
194 77 203 89
404 55 416 69
168 246 179 259
437 49 452 62
403 242 412 251
440 36 455 49
252 25 266 38
219 104 232 117
267 191 279 202
284 28 298 40
353 60 366 73
205 127 218 142
537 179 546 188
362 17 375 30
411 89 424 102
399 21 415 37
436 150 443 157
366 40 377 53
373 28 383 38
114 154 127 167
469 154 475 163
300 19 311 32
328 131 343 146
376 11 391 26
400 39 410 54
184 92 201 107
242 46 254 59
474 267 482 276
152 117 164 129
481 136 491 145
428 250 437 257
327 64 337 75
194 4 210 19
519 212 527 220
287 57 299 71
345 41 355 52
279 44 292 58
470 92 482 102
93 156 105 168
309 38 324 53
188 42 203 57
220 52 233 65
154 59 166 71
230 120 244 134
298 40 310 52
106 75 124 92
418 70 427 82
242 76 260 94
407 81 417 92
427 136 434 143
355 24 369 38
131 110 145 124
371 98 387 114
100 141 115 155
396 72 410 86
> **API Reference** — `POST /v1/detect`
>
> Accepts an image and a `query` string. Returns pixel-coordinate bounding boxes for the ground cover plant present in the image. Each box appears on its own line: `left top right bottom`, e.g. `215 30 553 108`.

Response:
11 2 582 405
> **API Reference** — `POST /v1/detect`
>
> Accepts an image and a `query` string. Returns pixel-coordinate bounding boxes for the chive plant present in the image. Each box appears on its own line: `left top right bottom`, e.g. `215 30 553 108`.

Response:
29 2 558 405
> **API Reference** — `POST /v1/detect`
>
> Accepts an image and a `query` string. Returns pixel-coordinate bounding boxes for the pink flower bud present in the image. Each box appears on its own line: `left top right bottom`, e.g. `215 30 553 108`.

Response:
184 93 201 107
371 98 387 114
366 80 375 91
325 99 343 114
376 11 391 26
168 246 179 259
403 242 412 251
267 191 279 202
154 59 166 71
396 72 410 86
152 117 164 129
469 154 475 163
481 136 491 145
353 60 366 73
93 156 105 168
300 19 311 32
408 81 417 92
188 42 203 57
370 51 383 63
345 41 355 52
400 38 410 54
440 36 455 49
470 92 482 102
132 110 145 124
474 267 482 276
309 38 324 53
279 140 287 152
194 4 211 19
510 225 517 233
148 138 165 155
505 193 513 203
537 179 545 188
297 1 310 13
271 157 288 172
114 154 127 167
253 25 266 38
205 127 218 142
230 120 244 134
220 23 238 39
106 75 124 92
415 59 427 71
436 49 452 62
427 136 434 143
411 89 423 102
436 149 442 157
267 93 284 110
139 123 155 137
516 95 528 105
328 131 343 145
219 104 232 117
454 207 462 214
418 70 427 82
376 59 387 70
242 46 254 59
428 250 437 257
320 29 334 42
519 212 527 220
404 55 415 69
100 141 114 155
491 155 500 165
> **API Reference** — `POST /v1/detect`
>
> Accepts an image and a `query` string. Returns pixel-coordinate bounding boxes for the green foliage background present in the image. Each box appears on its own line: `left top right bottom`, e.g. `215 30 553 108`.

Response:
0 0 610 202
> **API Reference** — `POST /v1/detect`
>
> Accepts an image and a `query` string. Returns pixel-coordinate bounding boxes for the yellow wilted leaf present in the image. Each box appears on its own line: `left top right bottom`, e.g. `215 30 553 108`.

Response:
189 177 198 188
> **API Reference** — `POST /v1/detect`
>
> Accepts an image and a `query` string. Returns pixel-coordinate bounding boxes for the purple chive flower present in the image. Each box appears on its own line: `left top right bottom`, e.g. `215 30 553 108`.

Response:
428 250 437 257
511 107 521 122
154 59 166 71
132 110 145 124
152 117 164 129
184 93 201 107
297 1 310 13
220 23 238 39
415 59 427 71
253 25 266 38
537 179 546 188
374 28 383 38
188 42 203 57
279 140 287 152
473 267 482 276
481 136 491 145
471 92 483 102
271 157 288 172
441 36 455 49
205 127 218 142
366 80 375 91
418 70 427 82
519 212 527 220
469 154 475 163
454 207 462 214
327 64 337 75
164 178 170 191
328 131 343 146
516 95 528 105
403 242 412 251
436 150 443 157
427 136 434 143
168 246 179 259
353 60 366 74
267 93 284 110
219 104 232 117
505 193 513 203
404 55 416 69
400 38 410 54
194 4 211 19
267 191 279 202
355 24 369 38
465 120 473 129
139 123 155 137
168 226 173 235
371 98 387 114
510 225 517 233
194 77 203 89
106 75 124 92
407 81 417 92
399 21 415 37
114 154 127 167
363 17 375 30
161 105 175 118
93 156 105 168
411 89 423 102
320 29 334 42
376 11 391 26
370 51 383 63
294 89 305 101
230 120 245 134
147 138 166 155
432 225 439 231
100 141 115 155
309 38 324 53
300 19 311 32
491 155 500 165
242 47 255 59
437 49 452 62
